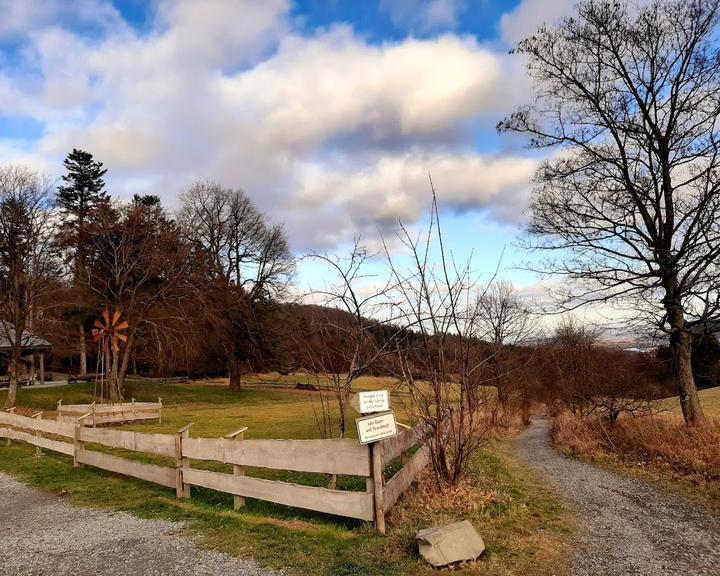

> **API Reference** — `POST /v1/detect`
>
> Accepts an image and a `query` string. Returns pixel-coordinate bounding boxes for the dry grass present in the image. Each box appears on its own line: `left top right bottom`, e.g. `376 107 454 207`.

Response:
552 411 720 507
656 386 720 418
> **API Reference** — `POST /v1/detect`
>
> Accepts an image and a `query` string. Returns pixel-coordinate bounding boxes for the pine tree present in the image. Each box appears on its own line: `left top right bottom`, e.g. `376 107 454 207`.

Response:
57 149 109 375
57 148 108 270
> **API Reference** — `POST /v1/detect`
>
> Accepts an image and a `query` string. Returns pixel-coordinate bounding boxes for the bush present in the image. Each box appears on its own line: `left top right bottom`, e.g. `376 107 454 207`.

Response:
552 412 720 484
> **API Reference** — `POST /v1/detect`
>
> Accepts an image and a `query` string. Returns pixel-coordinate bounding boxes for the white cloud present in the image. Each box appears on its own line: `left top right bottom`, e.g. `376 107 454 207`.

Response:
288 151 538 249
499 0 575 45
0 0 536 252
380 0 466 33
0 0 128 40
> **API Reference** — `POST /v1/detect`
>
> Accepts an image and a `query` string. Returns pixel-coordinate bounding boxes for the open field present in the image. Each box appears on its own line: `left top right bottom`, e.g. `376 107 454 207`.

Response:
0 379 573 576
657 386 720 417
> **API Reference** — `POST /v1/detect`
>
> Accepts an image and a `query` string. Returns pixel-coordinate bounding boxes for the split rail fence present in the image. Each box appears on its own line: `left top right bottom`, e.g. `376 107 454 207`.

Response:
0 409 428 532
57 399 163 426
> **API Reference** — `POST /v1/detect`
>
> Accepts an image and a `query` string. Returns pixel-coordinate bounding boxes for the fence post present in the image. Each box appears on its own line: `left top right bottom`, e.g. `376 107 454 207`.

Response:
370 442 385 534
32 412 43 458
158 397 163 424
225 426 248 510
5 407 16 446
74 412 92 467
175 423 194 498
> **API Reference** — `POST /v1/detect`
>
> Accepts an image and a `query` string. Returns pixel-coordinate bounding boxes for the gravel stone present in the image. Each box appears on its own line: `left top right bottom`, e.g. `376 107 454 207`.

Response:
516 419 720 576
0 472 281 576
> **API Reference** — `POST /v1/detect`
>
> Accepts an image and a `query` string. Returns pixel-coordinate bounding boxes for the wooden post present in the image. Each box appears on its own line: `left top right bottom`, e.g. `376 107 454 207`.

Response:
91 402 97 428
158 397 163 424
226 426 248 510
74 412 92 467
370 442 385 534
175 423 194 498
32 411 43 458
5 407 15 446
39 352 45 385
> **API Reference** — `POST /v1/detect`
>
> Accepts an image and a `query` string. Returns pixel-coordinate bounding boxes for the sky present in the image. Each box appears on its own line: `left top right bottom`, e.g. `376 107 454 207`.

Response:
0 0 583 311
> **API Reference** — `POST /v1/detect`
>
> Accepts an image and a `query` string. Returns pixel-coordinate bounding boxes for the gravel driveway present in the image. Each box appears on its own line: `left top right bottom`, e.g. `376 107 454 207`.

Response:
0 473 280 576
516 419 720 576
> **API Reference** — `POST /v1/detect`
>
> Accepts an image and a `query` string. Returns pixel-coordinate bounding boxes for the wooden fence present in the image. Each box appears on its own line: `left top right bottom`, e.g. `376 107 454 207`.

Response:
56 399 163 426
0 409 427 532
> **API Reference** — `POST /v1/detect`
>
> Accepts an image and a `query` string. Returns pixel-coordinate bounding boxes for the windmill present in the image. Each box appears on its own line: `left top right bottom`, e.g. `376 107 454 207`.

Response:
92 309 128 403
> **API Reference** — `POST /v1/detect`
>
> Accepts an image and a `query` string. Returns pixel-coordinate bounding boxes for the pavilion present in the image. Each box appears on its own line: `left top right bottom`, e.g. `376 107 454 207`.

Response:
0 327 52 385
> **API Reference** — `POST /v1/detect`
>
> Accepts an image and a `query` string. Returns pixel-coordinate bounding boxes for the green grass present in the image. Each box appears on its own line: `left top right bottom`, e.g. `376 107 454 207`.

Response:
0 379 573 576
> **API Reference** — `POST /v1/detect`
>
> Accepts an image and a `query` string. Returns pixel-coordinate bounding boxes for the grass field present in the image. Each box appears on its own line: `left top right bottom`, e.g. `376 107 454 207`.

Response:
0 379 574 576
657 385 720 417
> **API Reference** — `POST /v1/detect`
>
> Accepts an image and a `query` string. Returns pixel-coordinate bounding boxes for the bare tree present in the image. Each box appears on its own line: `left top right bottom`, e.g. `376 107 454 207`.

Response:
475 280 538 420
476 280 536 348
499 0 720 424
84 200 192 400
301 240 403 440
385 190 498 488
179 181 294 391
0 166 60 408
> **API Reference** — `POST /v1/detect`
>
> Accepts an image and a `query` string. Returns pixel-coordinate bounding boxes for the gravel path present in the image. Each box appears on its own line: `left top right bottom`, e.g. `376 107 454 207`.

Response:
0 473 280 576
516 419 720 576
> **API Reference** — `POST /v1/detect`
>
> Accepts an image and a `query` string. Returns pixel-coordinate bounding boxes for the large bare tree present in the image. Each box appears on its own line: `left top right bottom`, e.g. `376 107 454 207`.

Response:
84 200 192 400
179 181 294 391
499 0 720 424
0 166 60 408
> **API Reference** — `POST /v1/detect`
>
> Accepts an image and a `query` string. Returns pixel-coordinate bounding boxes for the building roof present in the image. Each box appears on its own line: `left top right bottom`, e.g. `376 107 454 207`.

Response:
0 325 52 351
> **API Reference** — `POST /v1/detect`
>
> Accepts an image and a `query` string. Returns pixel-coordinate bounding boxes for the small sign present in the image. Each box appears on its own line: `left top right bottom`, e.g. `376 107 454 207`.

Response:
356 410 398 444
351 390 391 414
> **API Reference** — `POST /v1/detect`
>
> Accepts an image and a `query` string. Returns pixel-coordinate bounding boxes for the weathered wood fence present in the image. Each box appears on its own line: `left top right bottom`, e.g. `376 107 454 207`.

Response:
56 399 163 426
0 409 427 532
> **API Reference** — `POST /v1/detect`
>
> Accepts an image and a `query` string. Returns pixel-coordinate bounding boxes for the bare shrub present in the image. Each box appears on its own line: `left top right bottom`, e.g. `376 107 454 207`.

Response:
553 412 720 484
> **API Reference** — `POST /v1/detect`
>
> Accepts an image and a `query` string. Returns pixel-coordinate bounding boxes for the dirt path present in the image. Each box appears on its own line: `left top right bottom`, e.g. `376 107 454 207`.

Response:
0 472 280 576
516 419 720 576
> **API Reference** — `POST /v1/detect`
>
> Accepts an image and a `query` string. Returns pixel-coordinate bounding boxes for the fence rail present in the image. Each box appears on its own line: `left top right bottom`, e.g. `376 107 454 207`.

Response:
57 400 163 426
0 409 427 532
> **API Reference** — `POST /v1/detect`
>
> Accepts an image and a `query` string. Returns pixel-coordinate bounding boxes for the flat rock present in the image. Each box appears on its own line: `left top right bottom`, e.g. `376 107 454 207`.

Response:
416 520 485 567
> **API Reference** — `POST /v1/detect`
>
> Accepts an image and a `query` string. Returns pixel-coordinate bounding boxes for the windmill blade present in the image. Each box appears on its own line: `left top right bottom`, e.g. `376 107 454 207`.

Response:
112 339 120 353
117 333 128 343
102 309 110 326
94 319 105 329
115 321 129 331
112 309 122 325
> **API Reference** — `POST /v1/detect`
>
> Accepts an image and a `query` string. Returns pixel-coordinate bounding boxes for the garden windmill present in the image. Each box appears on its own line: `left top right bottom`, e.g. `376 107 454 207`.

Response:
92 309 128 403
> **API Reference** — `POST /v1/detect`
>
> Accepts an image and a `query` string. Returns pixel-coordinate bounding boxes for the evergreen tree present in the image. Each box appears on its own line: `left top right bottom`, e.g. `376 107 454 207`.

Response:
56 148 108 271
57 149 110 374
132 193 161 207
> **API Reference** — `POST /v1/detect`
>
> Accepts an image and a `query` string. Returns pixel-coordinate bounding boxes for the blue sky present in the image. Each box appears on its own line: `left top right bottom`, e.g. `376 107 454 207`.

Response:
0 0 576 299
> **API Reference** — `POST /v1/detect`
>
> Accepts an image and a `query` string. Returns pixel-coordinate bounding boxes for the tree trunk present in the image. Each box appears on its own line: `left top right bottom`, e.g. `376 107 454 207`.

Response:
79 324 87 375
672 329 705 425
3 358 18 409
228 354 242 392
117 333 135 395
666 299 705 425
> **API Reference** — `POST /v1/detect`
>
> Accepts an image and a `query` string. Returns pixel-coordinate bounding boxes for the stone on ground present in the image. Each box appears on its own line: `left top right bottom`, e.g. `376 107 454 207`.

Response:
416 520 485 567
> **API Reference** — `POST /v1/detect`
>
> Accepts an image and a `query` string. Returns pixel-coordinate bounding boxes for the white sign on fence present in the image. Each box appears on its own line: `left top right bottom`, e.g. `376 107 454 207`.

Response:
356 410 398 444
351 390 391 414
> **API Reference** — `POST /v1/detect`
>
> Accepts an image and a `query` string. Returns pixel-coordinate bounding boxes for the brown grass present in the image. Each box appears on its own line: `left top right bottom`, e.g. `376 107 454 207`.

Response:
552 411 720 506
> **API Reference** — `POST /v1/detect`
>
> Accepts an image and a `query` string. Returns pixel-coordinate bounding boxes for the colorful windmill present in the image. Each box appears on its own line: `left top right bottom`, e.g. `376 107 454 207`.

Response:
92 309 128 403
92 308 129 352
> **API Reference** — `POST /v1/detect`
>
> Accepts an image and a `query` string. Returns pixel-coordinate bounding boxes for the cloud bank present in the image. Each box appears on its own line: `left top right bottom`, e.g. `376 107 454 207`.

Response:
0 0 550 251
